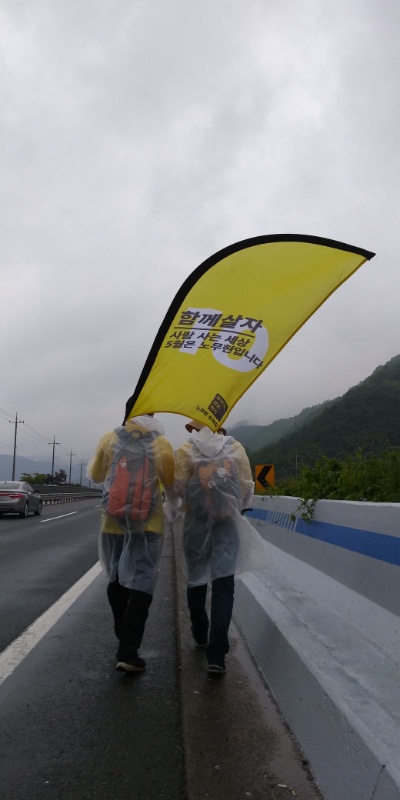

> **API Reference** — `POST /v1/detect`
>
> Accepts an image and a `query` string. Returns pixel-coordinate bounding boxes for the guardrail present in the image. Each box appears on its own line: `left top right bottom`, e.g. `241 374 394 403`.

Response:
40 492 101 505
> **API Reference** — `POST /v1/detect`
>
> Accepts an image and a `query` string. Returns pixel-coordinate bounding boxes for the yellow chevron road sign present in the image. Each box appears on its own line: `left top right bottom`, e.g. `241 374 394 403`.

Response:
255 464 275 492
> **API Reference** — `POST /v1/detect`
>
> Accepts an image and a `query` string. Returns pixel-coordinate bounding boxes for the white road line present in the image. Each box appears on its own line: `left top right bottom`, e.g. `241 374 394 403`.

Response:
41 511 78 522
0 562 102 686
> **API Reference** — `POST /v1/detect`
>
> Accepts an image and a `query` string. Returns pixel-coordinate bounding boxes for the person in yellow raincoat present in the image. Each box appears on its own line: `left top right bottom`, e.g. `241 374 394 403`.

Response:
87 414 174 672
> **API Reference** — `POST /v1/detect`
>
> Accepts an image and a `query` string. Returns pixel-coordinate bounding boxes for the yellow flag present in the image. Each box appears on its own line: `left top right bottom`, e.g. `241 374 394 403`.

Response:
125 235 375 429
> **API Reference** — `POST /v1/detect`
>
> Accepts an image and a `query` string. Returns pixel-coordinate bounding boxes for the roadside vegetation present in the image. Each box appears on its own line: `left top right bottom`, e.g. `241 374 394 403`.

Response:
20 469 68 485
259 449 400 503
241 354 400 485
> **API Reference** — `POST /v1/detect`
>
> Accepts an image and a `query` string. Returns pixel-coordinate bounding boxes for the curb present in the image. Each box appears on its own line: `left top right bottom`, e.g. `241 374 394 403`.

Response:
170 521 325 800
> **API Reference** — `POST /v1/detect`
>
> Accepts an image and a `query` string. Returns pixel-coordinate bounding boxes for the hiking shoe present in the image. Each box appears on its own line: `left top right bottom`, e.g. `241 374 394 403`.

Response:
207 660 226 676
116 652 146 672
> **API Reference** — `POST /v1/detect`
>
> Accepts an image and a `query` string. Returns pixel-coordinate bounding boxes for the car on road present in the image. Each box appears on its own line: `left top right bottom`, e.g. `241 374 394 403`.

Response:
0 481 43 517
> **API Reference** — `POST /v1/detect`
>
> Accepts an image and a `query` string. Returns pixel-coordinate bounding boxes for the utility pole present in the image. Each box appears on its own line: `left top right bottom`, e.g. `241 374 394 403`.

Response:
69 450 76 484
79 461 86 486
9 412 24 480
49 435 60 480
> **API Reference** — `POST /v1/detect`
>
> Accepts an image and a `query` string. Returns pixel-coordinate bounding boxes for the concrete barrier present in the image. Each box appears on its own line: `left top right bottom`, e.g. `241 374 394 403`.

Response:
234 496 400 800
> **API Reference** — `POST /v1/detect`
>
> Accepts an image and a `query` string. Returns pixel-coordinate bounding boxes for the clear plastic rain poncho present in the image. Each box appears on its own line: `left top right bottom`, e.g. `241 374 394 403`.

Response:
101 419 164 533
172 427 270 587
90 415 169 594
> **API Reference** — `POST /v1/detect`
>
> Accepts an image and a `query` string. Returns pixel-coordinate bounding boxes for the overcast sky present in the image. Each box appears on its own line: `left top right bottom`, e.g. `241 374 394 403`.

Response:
1 0 399 475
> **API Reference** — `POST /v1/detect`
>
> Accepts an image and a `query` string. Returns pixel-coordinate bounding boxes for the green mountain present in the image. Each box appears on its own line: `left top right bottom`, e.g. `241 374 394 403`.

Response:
234 354 400 479
228 401 333 452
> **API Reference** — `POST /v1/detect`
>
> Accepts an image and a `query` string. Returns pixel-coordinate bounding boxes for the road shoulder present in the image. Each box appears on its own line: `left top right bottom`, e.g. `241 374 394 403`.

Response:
172 521 325 800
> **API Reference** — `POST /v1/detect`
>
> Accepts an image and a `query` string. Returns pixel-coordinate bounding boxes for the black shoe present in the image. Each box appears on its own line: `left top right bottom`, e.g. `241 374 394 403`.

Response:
114 625 120 640
207 658 226 676
116 652 146 672
193 633 208 649
191 626 208 648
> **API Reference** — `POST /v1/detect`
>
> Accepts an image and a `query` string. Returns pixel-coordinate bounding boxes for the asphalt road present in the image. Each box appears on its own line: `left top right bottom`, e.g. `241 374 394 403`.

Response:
0 499 101 652
0 501 324 800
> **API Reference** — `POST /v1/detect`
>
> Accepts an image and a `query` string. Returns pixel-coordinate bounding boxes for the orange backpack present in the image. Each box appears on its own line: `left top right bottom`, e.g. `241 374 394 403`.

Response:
189 456 241 519
104 429 154 523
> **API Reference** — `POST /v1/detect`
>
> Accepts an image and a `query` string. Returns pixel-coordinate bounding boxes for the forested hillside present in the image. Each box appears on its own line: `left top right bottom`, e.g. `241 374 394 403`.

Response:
243 354 400 479
229 400 332 452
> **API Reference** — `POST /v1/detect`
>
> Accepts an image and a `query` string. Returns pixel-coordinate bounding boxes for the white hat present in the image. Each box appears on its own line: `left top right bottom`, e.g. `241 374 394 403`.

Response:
185 419 226 435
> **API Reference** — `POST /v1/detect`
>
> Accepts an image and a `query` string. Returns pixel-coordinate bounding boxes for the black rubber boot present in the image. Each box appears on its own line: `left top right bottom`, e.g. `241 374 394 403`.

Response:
107 580 130 639
117 590 153 660
187 584 209 646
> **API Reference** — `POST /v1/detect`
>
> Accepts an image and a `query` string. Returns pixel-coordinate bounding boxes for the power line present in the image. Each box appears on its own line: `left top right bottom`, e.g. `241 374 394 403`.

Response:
0 405 14 418
0 407 88 478
24 421 53 441
0 410 13 423
19 428 51 444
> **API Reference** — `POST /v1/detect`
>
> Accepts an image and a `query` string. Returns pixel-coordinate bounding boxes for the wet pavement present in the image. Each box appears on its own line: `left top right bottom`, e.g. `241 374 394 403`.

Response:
174 525 325 800
0 517 324 800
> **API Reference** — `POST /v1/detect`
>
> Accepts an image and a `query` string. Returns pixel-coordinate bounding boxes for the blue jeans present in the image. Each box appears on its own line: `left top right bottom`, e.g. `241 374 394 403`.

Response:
186 574 235 660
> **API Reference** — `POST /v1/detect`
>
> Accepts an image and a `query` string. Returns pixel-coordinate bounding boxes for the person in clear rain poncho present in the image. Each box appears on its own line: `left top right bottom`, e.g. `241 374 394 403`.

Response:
172 419 256 676
87 413 175 673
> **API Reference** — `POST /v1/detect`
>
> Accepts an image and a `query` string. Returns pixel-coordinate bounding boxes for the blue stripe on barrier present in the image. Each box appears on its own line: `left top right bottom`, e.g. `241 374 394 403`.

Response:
246 509 268 520
245 508 400 566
